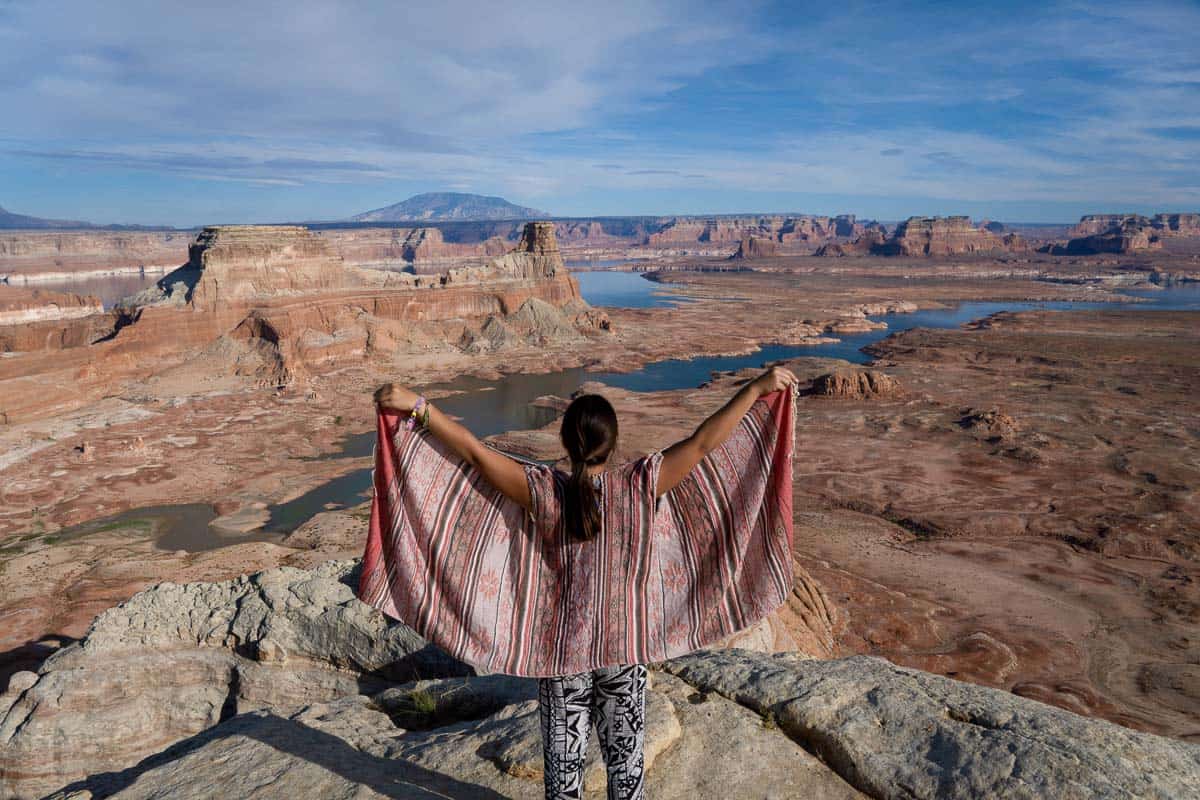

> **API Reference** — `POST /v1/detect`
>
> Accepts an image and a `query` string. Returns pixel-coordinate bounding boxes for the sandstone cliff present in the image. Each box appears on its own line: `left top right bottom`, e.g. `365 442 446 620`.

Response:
0 287 103 326
875 216 1024 256
1 560 1195 800
1067 212 1200 239
0 230 190 281
730 236 778 260
820 217 1026 257
814 228 888 257
1055 212 1200 254
0 223 590 424
647 215 851 252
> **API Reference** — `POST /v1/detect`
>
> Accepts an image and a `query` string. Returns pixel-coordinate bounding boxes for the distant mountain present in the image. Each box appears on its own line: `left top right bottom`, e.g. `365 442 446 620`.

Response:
0 204 91 230
351 192 550 223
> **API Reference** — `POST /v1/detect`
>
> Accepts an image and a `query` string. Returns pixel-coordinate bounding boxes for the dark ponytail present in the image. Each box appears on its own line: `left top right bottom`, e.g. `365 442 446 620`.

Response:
561 394 618 540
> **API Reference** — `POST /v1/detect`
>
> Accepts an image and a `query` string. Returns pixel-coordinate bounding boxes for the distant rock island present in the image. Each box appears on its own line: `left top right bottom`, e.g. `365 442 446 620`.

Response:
351 192 550 223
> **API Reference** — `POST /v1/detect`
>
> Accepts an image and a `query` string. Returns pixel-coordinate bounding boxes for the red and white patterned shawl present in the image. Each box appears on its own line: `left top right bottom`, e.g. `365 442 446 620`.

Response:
358 388 795 678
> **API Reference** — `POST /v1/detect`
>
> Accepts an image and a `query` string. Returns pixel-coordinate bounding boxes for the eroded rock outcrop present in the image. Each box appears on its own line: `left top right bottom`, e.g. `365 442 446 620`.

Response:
1055 212 1200 254
0 287 103 326
876 217 1025 257
400 227 508 271
1056 224 1162 255
809 370 901 399
647 215 850 252
5 559 1196 799
0 561 464 799
0 222 589 421
814 228 887 257
0 231 188 282
661 650 1200 800
1154 212 1200 236
820 218 1026 257
0 560 850 800
730 236 778 260
185 226 364 309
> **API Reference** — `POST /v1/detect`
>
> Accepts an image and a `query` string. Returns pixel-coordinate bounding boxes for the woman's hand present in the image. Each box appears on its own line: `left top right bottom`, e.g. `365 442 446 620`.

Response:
374 382 421 413
752 365 799 397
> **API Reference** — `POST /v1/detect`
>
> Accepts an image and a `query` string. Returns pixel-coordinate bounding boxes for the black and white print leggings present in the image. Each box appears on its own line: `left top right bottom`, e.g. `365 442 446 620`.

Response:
537 663 647 800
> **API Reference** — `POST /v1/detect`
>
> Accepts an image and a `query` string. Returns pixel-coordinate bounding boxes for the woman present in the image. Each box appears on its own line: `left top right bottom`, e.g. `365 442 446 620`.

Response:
370 365 798 800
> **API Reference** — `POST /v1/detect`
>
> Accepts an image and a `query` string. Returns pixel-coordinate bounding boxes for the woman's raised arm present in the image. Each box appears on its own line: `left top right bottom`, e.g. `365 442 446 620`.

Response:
655 365 798 497
375 383 532 511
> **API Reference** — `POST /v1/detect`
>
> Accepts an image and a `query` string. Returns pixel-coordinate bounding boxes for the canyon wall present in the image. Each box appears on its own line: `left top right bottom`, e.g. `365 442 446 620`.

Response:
0 230 190 281
0 222 589 424
1070 213 1200 239
818 217 1026 257
646 215 861 251
730 236 779 260
1056 212 1200 254
875 216 1026 256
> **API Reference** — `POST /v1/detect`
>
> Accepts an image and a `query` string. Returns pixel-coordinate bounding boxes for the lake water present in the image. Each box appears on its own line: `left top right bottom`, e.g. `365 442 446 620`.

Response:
260 282 1197 536
2 272 161 310
570 270 689 308
18 274 1198 551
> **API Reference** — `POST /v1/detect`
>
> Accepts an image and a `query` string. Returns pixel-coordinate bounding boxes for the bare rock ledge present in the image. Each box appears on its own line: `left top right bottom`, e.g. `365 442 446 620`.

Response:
2 561 1197 799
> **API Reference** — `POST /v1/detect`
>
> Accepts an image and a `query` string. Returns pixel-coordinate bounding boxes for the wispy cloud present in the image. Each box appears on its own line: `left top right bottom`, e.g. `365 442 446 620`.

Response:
0 0 1196 223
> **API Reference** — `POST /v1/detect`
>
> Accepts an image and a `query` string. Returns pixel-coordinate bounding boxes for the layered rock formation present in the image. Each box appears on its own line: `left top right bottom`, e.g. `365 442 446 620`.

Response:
814 228 887 257
1054 212 1200 254
875 217 1025 256
0 222 590 423
3 560 1196 800
730 236 778 260
0 287 102 326
1069 213 1200 239
1058 228 1161 255
0 231 189 281
400 227 508 271
820 217 1027 257
808 369 901 399
647 215 856 252
1155 212 1200 235
182 226 364 310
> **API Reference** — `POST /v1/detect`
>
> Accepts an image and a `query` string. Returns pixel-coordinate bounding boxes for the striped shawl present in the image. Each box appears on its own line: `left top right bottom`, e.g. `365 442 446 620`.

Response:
358 388 794 677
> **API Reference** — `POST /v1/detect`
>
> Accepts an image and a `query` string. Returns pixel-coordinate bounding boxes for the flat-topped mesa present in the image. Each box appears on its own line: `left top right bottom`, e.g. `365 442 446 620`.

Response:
646 215 845 251
1059 212 1200 254
1059 215 1161 255
1070 214 1151 238
182 225 362 310
874 216 1025 257
160 226 364 314
730 236 778 260
1068 213 1200 238
1154 212 1200 236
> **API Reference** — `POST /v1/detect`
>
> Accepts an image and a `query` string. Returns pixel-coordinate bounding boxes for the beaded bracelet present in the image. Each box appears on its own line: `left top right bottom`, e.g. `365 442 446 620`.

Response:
405 396 429 431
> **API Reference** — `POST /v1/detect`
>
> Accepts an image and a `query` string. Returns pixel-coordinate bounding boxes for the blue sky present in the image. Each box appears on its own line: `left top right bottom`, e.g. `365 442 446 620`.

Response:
1 0 1198 226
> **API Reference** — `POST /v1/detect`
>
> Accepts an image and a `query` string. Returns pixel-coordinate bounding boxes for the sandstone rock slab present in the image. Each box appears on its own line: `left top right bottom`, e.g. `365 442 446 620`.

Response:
662 650 1200 800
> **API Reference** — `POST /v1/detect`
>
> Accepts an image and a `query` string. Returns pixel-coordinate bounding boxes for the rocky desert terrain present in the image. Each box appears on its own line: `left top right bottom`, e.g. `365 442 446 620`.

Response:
1 214 1199 797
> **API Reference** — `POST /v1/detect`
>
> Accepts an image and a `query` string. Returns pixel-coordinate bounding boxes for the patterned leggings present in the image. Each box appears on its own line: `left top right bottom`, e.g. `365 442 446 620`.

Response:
537 663 647 800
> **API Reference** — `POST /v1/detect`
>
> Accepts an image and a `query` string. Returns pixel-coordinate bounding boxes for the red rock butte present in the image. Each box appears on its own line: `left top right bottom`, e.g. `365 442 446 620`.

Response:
0 222 593 424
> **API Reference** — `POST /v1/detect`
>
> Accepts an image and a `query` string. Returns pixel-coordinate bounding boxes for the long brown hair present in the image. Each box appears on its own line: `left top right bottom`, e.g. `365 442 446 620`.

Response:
560 394 618 540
